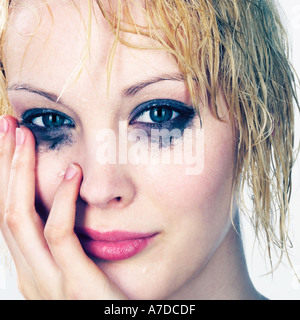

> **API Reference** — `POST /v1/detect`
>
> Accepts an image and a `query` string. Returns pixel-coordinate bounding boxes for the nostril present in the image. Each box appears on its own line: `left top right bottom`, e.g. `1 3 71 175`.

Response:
107 196 123 209
79 173 135 209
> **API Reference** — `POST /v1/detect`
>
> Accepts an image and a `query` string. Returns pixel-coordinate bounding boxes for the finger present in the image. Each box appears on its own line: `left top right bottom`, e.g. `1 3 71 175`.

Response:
0 117 28 270
45 164 126 299
5 127 58 285
0 119 43 299
0 116 17 214
44 163 90 273
8 127 36 210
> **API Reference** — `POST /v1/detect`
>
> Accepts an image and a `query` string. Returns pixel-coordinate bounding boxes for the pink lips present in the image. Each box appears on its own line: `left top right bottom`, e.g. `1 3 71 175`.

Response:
76 228 157 261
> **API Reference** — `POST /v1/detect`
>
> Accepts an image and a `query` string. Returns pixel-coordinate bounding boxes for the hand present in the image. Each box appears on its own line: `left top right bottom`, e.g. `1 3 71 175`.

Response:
0 116 127 300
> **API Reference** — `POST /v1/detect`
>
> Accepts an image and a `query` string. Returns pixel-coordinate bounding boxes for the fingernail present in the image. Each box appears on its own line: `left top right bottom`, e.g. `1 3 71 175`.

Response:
65 164 78 180
16 128 25 146
0 117 8 134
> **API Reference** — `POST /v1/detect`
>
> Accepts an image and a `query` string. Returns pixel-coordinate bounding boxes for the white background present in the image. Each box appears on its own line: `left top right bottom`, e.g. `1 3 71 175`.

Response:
240 0 300 300
0 0 300 300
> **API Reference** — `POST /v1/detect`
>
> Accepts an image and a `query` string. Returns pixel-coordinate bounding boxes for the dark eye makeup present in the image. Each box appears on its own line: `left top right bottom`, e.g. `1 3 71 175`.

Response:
129 99 196 148
20 108 75 150
19 99 196 151
129 99 195 130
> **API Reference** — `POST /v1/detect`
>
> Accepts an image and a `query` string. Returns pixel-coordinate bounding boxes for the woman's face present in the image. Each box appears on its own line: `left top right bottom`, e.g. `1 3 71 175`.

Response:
3 0 236 299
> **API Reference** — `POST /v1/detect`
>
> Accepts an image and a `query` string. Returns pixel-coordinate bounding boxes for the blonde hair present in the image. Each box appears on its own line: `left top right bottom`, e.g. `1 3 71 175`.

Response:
0 0 299 272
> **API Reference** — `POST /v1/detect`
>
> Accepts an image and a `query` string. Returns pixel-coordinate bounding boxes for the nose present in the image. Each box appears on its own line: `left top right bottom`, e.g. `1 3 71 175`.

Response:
79 154 135 210
79 165 135 209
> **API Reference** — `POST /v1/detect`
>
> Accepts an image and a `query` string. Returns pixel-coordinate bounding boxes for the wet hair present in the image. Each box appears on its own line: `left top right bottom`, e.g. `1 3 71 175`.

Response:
0 0 299 272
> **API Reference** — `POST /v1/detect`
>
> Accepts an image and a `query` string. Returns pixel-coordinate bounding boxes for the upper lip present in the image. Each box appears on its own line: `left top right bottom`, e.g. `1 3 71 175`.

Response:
75 227 157 242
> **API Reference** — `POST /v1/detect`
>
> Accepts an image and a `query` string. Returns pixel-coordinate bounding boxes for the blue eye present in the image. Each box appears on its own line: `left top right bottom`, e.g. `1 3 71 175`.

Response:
31 113 73 128
135 107 180 124
20 108 75 150
130 99 195 129
22 108 74 128
129 99 196 148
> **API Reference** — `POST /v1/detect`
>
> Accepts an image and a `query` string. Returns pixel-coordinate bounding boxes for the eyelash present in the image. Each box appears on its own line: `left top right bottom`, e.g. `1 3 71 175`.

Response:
20 99 195 150
129 99 195 128
20 109 75 150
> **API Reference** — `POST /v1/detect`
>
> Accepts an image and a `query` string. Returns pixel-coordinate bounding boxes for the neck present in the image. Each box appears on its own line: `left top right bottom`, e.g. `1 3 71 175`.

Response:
170 217 265 300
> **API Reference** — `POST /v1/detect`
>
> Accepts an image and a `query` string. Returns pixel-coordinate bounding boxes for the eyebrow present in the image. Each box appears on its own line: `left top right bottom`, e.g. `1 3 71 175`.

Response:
7 73 185 102
7 83 62 103
122 73 185 96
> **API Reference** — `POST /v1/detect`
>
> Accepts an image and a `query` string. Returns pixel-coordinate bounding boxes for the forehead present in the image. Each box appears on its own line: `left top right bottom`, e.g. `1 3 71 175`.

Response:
3 0 179 101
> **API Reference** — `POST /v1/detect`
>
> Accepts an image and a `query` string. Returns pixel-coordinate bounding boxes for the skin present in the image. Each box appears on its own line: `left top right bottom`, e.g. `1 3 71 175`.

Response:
0 0 262 299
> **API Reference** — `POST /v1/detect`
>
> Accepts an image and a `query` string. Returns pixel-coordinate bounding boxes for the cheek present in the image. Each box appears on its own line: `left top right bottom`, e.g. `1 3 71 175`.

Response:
139 125 235 222
141 163 233 227
35 152 71 214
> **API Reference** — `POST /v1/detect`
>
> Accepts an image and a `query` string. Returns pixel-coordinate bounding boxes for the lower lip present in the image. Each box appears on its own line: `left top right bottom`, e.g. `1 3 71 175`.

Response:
78 232 156 261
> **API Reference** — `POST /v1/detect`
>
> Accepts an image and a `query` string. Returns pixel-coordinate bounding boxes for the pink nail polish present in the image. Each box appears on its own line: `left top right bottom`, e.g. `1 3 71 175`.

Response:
0 117 8 134
65 164 78 180
16 128 25 146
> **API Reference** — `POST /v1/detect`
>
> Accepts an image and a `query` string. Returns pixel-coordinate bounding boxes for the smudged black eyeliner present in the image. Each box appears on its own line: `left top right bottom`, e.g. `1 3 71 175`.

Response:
19 99 196 151
20 108 75 151
130 99 196 147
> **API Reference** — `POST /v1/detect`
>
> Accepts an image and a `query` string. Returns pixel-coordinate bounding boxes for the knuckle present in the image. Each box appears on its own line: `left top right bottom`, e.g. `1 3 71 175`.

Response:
44 223 69 245
10 154 26 172
10 151 35 174
4 206 21 232
0 144 7 158
0 140 12 159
